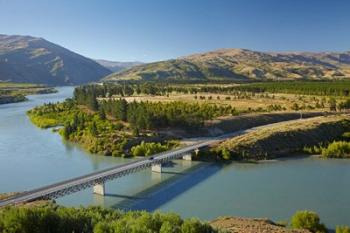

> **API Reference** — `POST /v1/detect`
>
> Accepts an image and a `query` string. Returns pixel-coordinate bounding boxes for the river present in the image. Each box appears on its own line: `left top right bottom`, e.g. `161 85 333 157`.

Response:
0 86 349 227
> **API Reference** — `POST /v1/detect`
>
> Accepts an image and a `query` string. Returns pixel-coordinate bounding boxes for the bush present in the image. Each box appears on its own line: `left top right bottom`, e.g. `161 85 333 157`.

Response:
221 148 231 160
321 141 350 158
131 141 169 157
0 205 217 233
290 210 327 233
336 226 350 233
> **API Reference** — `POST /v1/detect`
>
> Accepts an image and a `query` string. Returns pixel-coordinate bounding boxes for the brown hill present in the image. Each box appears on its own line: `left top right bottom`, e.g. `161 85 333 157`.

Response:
0 34 111 85
104 48 350 82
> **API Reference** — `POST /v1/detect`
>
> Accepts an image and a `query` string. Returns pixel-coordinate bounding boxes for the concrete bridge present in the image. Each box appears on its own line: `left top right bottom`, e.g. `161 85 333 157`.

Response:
1 115 316 208
3 114 313 208
0 134 240 207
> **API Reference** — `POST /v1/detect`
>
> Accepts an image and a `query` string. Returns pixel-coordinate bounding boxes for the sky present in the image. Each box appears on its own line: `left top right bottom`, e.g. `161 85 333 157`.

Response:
0 0 349 62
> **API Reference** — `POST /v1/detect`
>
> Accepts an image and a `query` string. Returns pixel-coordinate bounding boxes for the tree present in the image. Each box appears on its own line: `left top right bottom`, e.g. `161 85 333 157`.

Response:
221 148 231 160
87 92 99 111
63 122 72 140
120 99 128 121
89 122 98 136
291 103 300 111
338 99 350 111
291 210 327 233
329 98 337 111
99 108 106 120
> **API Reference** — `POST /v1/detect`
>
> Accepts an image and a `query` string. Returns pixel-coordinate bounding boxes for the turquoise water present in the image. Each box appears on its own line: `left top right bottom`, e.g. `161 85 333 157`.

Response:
0 87 349 227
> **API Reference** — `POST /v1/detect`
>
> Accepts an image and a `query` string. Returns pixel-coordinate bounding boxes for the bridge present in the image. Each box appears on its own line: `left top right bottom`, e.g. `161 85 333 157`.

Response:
0 128 250 207
1 115 314 208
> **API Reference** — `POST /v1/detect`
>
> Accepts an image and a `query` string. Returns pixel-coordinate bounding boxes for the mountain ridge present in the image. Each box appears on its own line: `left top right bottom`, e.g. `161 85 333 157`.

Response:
0 34 111 85
104 48 350 82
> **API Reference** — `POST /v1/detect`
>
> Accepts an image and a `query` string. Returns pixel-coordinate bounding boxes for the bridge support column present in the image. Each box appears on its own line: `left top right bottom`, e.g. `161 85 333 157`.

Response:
151 164 162 173
182 153 192 161
93 182 105 196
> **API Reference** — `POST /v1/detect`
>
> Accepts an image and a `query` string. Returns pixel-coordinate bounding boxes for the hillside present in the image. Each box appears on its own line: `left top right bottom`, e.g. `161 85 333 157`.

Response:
95 59 143 72
104 48 350 82
0 34 111 85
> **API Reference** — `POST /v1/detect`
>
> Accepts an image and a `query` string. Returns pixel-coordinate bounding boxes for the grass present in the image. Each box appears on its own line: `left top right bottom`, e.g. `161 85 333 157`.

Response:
111 91 333 113
216 115 350 160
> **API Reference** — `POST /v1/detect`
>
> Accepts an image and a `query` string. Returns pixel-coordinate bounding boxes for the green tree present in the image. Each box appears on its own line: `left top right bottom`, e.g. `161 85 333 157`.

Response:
63 122 72 140
291 210 327 233
338 99 350 111
118 99 128 121
89 122 98 136
221 148 231 160
99 108 106 120
181 218 213 233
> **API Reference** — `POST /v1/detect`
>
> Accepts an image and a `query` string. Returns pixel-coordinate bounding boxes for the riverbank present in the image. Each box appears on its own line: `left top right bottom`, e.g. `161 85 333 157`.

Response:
213 115 350 160
0 82 57 104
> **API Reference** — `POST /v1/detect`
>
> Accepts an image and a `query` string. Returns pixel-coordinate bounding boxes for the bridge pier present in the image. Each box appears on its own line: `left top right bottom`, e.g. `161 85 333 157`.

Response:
182 153 192 161
151 164 162 173
93 182 105 196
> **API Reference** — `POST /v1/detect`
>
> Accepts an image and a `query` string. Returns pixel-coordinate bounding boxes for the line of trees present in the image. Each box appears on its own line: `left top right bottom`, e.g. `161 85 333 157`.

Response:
73 81 350 99
232 81 350 96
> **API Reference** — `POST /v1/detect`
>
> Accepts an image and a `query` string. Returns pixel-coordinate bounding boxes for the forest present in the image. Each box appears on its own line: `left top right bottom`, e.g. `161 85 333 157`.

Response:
73 85 236 131
27 85 235 157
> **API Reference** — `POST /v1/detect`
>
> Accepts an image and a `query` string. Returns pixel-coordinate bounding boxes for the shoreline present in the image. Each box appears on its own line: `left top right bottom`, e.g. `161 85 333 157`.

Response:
0 83 58 105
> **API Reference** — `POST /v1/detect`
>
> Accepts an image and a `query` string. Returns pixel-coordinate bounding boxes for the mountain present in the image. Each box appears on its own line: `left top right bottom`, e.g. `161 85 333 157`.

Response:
0 34 111 85
104 48 350 82
95 59 143 72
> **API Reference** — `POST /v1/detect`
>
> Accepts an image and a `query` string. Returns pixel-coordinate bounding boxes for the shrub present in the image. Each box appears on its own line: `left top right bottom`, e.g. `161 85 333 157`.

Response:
321 141 350 158
290 210 327 233
131 141 169 157
0 205 217 233
221 148 231 160
336 226 350 233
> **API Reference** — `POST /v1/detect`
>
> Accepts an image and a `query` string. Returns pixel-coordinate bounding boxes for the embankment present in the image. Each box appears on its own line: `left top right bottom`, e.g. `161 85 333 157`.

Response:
206 111 325 136
216 115 350 160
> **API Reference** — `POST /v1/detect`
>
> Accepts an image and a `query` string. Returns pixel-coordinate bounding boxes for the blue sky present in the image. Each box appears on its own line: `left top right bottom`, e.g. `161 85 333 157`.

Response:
0 0 349 62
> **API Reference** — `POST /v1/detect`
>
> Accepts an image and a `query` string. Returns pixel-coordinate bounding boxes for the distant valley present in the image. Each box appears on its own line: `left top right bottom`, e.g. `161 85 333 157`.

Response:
95 59 143 72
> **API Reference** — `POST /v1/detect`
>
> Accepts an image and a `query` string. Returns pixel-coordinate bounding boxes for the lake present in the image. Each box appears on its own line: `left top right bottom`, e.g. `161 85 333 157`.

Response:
0 86 349 227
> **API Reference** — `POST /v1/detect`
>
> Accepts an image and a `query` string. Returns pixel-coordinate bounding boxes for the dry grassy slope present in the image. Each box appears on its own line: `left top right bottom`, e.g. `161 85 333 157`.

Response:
217 115 350 159
206 112 323 136
211 217 310 233
0 34 111 85
104 48 350 82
